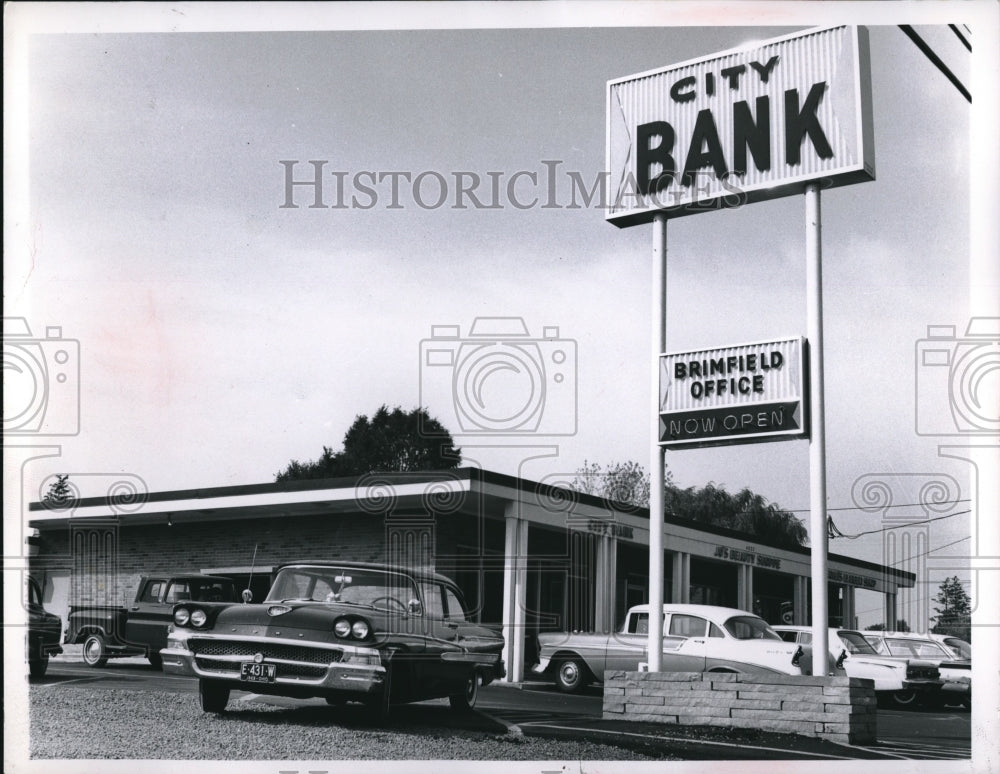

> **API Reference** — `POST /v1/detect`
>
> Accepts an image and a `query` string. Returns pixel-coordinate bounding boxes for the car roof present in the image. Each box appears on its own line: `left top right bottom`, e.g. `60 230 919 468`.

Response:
274 560 458 587
153 574 233 581
628 603 759 621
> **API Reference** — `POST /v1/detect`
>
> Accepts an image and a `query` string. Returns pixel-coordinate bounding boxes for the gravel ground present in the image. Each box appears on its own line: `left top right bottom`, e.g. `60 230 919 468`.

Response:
29 686 672 761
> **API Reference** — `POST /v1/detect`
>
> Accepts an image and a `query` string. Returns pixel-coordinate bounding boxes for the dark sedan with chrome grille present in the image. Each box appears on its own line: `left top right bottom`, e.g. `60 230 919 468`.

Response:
161 562 505 718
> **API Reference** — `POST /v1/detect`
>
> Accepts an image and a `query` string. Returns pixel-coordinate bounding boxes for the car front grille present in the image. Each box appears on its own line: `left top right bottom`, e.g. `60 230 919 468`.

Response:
192 640 343 666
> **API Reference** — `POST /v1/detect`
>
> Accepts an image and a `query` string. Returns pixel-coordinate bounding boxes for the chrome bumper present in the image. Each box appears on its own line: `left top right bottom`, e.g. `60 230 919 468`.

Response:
161 632 385 695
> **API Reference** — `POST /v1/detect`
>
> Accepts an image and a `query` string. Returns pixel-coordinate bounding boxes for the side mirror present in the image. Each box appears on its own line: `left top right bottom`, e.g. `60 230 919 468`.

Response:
836 649 847 669
407 599 423 615
241 588 253 603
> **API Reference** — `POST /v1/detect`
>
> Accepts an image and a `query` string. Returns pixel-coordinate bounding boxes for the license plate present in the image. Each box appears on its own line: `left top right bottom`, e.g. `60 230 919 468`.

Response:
240 662 276 683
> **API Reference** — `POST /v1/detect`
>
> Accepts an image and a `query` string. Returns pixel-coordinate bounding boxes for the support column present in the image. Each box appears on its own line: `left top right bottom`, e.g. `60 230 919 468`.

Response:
884 591 897 631
501 503 529 683
842 585 856 629
806 181 830 676
739 564 754 613
793 576 809 625
671 551 690 603
594 534 618 633
647 212 667 671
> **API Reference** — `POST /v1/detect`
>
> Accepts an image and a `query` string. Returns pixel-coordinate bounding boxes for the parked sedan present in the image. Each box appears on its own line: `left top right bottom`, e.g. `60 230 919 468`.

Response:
161 561 505 718
533 603 809 693
862 631 971 709
774 625 943 707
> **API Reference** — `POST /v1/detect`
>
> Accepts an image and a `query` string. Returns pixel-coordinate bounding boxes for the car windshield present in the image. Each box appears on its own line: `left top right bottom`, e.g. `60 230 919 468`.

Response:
837 631 879 655
724 615 781 640
266 566 419 612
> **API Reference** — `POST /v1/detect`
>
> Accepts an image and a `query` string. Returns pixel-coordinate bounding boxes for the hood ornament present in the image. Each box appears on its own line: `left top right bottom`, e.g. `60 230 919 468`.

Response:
267 604 292 617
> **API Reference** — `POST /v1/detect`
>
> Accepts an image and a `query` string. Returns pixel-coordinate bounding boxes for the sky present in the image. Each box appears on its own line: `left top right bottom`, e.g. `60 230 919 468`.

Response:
5 2 998 634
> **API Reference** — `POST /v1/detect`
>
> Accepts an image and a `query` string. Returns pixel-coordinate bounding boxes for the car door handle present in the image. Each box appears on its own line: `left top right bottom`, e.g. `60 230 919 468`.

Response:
445 621 459 629
130 607 140 611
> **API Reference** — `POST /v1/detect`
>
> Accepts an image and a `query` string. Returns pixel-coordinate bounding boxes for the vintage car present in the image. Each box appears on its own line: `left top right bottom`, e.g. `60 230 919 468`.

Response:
533 603 810 693
161 561 505 717
862 630 971 709
774 625 943 707
26 576 63 678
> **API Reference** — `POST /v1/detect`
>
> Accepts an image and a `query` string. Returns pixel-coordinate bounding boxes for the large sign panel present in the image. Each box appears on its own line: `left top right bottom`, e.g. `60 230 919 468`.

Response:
660 337 807 447
607 25 874 227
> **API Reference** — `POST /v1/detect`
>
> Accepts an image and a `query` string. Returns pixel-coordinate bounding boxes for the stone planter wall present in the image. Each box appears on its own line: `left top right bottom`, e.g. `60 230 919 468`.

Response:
602 671 877 745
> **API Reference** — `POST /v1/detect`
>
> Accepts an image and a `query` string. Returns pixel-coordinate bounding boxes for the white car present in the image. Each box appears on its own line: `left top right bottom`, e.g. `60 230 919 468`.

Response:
534 603 810 693
862 630 971 709
774 626 942 708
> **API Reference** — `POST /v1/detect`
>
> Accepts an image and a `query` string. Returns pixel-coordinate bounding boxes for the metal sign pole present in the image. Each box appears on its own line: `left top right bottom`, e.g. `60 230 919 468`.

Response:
648 212 667 671
806 182 829 675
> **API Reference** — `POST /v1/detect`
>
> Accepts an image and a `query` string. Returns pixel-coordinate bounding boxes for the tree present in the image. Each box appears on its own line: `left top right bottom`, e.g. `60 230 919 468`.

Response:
276 406 461 481
42 474 72 508
931 576 972 641
570 460 660 508
569 461 806 549
663 482 807 549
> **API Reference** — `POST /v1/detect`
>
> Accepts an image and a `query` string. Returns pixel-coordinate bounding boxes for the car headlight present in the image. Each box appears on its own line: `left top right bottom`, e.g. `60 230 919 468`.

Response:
174 608 191 626
351 620 370 640
190 609 207 628
334 618 352 638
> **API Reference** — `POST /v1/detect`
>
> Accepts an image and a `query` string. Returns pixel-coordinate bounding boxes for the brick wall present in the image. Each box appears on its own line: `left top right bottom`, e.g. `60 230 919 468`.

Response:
602 671 877 745
34 510 476 609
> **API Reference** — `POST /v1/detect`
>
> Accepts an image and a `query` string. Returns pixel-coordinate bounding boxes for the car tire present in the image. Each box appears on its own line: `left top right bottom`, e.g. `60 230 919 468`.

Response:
554 658 589 694
29 656 49 678
82 634 109 667
449 672 480 712
199 679 230 713
147 652 163 670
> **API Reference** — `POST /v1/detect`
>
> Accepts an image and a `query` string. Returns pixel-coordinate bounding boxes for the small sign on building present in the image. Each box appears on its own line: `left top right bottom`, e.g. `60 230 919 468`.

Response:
660 337 808 447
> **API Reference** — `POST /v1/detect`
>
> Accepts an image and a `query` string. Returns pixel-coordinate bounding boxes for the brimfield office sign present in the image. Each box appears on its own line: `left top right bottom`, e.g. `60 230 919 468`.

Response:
606 25 874 226
659 337 808 447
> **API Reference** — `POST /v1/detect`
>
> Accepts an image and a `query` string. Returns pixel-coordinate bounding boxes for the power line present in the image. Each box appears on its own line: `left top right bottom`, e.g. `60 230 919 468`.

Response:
889 535 971 567
899 25 971 103
828 509 970 540
789 498 970 514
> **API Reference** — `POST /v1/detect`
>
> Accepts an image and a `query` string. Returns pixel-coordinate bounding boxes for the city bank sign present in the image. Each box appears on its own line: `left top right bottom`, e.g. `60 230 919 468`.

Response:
606 25 874 226
660 337 807 447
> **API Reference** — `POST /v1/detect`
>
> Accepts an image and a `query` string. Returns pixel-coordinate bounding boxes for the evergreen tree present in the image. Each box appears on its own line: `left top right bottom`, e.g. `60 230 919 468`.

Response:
42 474 72 509
931 576 972 641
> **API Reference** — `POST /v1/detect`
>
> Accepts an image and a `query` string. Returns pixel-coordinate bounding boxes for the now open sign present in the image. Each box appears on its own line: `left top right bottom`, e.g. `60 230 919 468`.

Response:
606 25 875 227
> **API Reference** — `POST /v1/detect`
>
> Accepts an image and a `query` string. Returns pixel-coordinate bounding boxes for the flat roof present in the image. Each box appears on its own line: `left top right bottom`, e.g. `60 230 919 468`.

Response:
28 466 915 584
